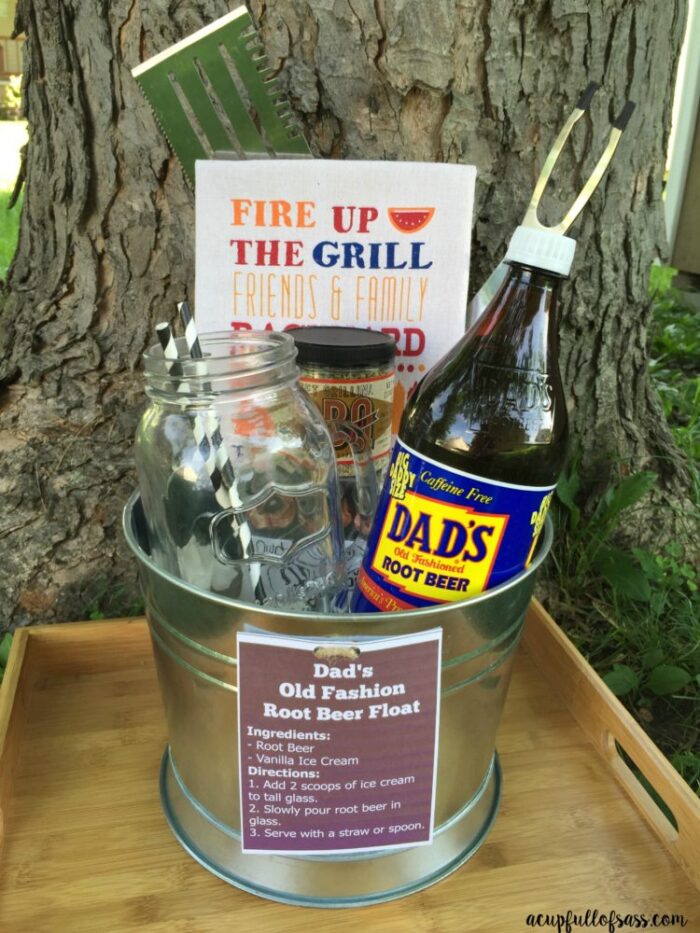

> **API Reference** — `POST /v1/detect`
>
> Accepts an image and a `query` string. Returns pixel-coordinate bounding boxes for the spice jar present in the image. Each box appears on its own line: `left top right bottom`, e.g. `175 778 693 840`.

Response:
291 327 395 592
292 327 396 483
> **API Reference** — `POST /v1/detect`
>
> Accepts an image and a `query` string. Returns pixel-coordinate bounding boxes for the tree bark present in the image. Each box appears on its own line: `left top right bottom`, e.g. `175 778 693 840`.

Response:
0 0 690 628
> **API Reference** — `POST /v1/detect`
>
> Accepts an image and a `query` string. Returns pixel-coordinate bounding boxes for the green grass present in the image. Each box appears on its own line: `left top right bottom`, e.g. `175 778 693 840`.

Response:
80 578 145 621
0 632 11 683
0 120 27 280
648 265 700 475
0 187 22 280
544 265 700 794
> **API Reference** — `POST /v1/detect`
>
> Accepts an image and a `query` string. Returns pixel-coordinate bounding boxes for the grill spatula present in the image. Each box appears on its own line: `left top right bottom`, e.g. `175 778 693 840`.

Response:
131 6 311 186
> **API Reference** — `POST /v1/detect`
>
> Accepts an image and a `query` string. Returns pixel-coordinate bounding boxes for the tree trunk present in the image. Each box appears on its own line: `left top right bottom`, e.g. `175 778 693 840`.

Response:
0 0 689 628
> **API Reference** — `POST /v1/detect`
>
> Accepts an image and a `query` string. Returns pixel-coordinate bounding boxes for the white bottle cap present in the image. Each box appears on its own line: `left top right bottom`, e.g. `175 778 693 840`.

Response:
504 226 576 277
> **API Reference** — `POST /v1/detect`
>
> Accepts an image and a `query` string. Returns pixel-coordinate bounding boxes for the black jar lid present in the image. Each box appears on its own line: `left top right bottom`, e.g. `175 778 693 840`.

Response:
292 326 395 368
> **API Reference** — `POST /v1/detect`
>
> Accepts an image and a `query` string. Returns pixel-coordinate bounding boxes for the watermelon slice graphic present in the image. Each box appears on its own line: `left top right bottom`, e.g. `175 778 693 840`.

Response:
387 207 435 233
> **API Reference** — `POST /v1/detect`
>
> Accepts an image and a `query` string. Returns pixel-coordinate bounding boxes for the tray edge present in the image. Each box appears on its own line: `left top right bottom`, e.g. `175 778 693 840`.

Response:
0 627 31 847
0 618 151 851
524 599 700 892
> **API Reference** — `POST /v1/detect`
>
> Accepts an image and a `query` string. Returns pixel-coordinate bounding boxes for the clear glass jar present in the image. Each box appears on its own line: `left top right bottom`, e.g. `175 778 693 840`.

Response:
135 331 346 611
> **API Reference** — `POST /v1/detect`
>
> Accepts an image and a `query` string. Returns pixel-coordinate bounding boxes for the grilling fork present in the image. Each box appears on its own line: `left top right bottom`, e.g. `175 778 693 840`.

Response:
467 83 636 324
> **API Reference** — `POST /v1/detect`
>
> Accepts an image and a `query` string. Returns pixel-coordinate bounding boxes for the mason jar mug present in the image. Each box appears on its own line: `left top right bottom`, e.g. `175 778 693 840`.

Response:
135 331 346 611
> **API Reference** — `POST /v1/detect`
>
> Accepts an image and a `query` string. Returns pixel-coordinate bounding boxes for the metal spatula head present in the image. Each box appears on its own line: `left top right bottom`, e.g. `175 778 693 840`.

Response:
132 6 311 186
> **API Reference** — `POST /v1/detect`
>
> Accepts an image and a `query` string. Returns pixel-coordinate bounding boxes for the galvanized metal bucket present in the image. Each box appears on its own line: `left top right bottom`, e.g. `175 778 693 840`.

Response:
124 491 552 907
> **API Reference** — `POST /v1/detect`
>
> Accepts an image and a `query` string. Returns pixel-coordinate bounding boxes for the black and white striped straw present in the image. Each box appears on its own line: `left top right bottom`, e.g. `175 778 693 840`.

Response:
156 321 185 389
178 301 203 359
157 313 259 587
156 321 229 511
174 308 256 570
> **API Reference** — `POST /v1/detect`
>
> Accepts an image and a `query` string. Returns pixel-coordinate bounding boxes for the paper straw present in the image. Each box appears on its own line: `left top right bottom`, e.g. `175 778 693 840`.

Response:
164 313 260 589
193 416 229 510
180 313 256 548
156 321 179 361
154 316 262 599
152 319 263 602
170 311 244 519
205 411 254 561
156 322 186 391
156 322 229 509
178 301 203 359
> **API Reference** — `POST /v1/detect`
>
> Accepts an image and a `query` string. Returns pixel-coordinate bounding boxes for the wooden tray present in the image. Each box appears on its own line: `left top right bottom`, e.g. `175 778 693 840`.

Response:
1 603 698 932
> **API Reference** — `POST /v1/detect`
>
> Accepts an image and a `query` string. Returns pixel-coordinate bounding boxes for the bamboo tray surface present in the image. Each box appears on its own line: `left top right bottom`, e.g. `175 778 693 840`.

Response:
0 605 698 932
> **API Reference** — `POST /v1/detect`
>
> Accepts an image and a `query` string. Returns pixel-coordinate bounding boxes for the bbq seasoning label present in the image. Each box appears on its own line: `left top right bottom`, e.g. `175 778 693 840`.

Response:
299 370 394 477
354 441 554 611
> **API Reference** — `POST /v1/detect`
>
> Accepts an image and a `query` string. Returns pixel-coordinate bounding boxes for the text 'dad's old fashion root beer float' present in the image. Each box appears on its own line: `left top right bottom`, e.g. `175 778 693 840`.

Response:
352 226 573 612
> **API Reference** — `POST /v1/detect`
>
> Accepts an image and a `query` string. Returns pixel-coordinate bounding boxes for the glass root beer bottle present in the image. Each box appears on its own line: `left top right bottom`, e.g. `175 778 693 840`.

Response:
351 226 574 613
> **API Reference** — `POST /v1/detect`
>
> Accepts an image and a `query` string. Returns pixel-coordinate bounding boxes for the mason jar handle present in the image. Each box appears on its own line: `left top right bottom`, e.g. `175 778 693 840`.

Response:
331 418 379 519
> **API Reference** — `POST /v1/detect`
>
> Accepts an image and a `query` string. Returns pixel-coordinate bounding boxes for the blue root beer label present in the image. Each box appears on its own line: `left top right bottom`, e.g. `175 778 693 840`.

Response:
352 440 554 612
